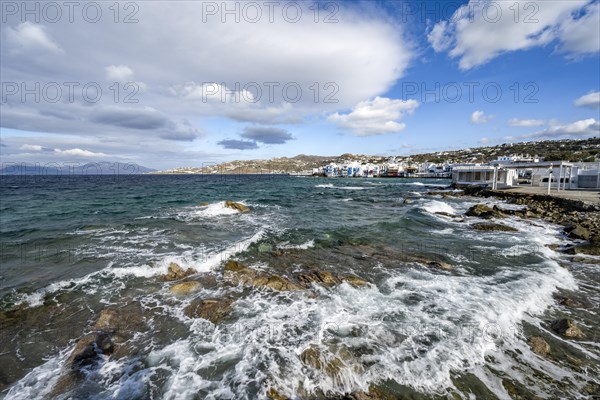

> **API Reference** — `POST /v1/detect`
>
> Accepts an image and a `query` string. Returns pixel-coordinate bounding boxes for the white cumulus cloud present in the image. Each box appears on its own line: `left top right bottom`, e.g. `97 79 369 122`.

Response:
508 118 546 127
427 0 597 70
105 65 135 82
328 97 419 136
575 91 600 109
4 22 64 53
470 110 494 124
19 144 43 151
54 148 107 157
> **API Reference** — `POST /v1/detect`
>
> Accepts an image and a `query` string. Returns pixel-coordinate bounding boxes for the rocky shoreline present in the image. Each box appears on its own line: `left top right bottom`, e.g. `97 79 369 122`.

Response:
442 186 600 257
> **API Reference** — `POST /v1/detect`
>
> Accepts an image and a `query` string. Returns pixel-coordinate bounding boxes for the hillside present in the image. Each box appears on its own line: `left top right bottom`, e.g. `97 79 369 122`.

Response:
153 137 600 174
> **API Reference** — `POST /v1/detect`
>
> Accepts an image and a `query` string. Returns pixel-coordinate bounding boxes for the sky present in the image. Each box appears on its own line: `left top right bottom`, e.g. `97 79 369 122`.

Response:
0 0 599 170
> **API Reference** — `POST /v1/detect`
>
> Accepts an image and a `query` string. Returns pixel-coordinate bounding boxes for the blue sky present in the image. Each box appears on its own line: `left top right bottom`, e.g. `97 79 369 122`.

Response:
1 0 599 169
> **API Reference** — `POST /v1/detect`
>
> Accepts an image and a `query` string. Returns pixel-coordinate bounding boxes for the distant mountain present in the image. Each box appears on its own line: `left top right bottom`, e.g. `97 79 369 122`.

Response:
0 161 155 175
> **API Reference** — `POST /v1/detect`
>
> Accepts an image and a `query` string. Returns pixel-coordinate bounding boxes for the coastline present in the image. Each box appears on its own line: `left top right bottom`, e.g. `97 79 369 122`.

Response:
454 187 600 256
443 185 600 258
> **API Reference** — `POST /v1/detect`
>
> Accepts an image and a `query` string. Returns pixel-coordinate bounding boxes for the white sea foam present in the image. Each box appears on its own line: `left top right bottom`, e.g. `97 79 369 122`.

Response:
278 239 315 250
315 183 334 188
420 200 456 215
133 259 576 399
180 201 244 220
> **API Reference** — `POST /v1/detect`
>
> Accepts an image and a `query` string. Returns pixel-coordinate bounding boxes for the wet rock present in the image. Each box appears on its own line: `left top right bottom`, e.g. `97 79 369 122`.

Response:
223 260 256 285
253 275 302 291
224 260 301 291
528 336 551 357
403 198 414 204
67 331 114 369
426 260 453 270
184 298 233 324
566 225 591 240
224 200 250 213
411 255 454 271
163 262 195 281
267 387 288 400
472 222 518 232
341 275 369 287
299 345 344 379
296 271 341 287
556 296 580 308
169 281 201 296
465 204 505 219
550 319 585 339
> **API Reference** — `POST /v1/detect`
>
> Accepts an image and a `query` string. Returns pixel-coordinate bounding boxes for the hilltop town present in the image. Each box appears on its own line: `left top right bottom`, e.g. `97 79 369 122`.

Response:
153 138 600 175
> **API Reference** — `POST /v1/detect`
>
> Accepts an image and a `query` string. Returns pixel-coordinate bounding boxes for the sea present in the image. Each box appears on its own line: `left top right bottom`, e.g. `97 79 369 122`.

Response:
0 174 598 399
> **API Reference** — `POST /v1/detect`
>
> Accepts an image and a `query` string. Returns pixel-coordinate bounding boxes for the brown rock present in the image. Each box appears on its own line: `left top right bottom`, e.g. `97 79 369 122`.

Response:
465 204 505 219
169 281 201 296
223 260 256 285
341 275 369 287
296 271 341 287
164 262 194 281
257 275 302 291
472 222 518 232
67 332 114 369
567 225 591 240
528 336 551 356
224 200 250 213
299 345 344 378
266 387 288 400
550 319 585 338
184 298 233 324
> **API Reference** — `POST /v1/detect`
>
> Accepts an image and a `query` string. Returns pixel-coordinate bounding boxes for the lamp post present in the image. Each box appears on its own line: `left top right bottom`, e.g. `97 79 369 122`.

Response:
547 164 553 195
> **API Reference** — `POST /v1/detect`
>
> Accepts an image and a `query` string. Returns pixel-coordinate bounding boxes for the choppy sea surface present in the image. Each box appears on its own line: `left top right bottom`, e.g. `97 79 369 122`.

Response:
0 175 598 399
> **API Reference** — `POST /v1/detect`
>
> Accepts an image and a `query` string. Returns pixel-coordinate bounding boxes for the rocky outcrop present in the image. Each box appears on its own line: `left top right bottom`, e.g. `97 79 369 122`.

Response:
528 336 551 356
51 302 148 397
564 225 591 240
465 204 506 219
169 281 201 296
184 298 233 324
163 262 195 281
472 222 518 232
223 260 301 291
224 200 250 213
550 319 585 338
296 271 341 287
340 275 369 287
299 345 344 379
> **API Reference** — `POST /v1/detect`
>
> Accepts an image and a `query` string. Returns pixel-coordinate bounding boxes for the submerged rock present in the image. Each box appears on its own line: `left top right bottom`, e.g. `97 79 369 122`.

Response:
341 275 369 287
169 281 201 296
163 262 195 281
299 345 344 379
550 319 585 339
472 222 518 232
528 336 551 357
224 200 250 213
184 298 233 324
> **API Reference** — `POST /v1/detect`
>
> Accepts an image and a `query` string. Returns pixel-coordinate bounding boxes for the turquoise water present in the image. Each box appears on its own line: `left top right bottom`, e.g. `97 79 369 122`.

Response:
0 175 598 399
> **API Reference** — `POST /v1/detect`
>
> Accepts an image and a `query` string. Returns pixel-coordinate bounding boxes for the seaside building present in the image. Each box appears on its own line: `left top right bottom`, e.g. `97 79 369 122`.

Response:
452 161 600 190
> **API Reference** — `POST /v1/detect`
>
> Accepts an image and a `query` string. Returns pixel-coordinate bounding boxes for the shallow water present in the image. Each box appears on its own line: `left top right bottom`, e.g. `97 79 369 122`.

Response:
0 175 598 399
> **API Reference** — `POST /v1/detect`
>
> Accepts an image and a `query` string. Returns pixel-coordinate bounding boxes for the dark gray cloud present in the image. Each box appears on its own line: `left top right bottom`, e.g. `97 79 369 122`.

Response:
217 139 259 150
240 127 294 144
90 107 167 130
